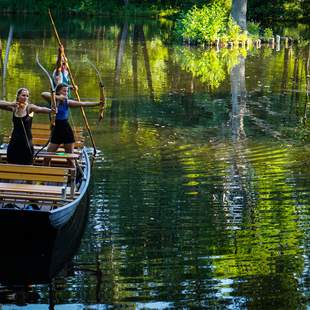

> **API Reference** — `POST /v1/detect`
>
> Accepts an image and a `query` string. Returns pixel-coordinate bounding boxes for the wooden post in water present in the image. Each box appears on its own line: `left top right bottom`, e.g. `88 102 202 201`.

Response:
215 38 220 51
276 35 281 51
257 39 261 48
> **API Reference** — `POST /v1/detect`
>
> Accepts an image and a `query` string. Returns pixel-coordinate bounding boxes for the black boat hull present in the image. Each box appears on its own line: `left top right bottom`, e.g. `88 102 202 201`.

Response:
0 190 89 284
0 148 92 284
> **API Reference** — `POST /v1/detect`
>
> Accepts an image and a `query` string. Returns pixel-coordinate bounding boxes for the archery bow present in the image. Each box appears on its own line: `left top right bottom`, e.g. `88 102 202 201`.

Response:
87 58 105 122
36 52 57 127
34 52 57 158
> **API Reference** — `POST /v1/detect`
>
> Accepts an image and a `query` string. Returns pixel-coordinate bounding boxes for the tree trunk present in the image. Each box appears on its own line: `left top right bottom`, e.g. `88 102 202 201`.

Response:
231 0 247 31
307 44 310 98
3 25 14 100
230 55 246 142
114 23 128 85
139 26 154 102
132 25 139 96
281 47 290 94
111 23 128 127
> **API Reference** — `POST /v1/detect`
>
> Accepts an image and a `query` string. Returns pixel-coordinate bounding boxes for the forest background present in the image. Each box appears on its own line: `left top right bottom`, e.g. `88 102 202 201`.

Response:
0 0 309 24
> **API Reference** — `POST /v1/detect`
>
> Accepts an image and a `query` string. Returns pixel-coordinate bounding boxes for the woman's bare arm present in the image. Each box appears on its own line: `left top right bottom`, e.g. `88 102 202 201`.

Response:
0 100 15 111
41 92 51 102
28 103 52 114
68 99 101 108
41 92 101 108
41 92 66 102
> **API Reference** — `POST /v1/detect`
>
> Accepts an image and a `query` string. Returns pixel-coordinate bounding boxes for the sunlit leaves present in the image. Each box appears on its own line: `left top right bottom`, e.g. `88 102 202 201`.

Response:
175 4 229 44
175 46 246 90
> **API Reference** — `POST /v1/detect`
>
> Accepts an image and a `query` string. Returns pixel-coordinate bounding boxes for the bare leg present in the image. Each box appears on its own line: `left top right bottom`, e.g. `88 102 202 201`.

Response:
44 143 60 166
64 143 75 168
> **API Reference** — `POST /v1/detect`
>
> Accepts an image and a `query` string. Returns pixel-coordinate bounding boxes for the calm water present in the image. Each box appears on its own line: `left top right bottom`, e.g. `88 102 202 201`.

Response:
0 14 309 309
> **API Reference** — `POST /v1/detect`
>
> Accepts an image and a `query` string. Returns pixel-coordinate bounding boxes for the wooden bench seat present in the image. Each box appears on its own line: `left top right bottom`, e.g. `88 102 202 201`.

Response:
31 124 84 142
31 130 85 141
32 138 85 148
0 149 83 167
0 192 69 201
0 164 76 206
0 182 70 195
0 190 80 201
3 122 85 148
3 136 84 148
32 123 83 133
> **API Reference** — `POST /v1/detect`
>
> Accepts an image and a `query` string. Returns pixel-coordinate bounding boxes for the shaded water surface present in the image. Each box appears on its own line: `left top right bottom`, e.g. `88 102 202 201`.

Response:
0 15 309 309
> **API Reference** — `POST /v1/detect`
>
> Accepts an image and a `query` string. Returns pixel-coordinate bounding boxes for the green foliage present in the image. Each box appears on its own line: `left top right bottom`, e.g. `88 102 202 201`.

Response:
248 0 309 22
74 0 96 14
226 16 241 42
175 3 239 44
0 0 308 23
279 23 310 43
210 0 232 11
174 1 285 44
247 21 260 39
263 27 274 39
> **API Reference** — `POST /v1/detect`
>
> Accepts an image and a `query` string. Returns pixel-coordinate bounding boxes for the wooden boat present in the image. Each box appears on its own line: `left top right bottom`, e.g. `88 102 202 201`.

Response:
0 123 92 284
0 123 91 229
0 186 90 284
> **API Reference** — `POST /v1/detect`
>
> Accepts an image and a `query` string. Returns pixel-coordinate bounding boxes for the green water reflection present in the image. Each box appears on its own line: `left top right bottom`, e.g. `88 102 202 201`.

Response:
0 15 309 309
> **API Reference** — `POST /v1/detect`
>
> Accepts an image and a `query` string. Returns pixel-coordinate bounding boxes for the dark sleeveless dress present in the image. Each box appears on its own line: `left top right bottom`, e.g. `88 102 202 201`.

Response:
50 99 75 145
7 109 34 165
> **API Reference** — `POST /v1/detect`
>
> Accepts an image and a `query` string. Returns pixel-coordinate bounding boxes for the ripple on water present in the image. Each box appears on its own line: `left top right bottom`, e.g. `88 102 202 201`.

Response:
86 134 309 305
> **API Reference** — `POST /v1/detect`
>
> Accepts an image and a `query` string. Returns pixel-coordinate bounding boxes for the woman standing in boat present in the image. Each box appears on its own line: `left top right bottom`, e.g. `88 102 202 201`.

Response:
0 87 52 165
53 44 76 97
53 44 69 85
41 83 102 163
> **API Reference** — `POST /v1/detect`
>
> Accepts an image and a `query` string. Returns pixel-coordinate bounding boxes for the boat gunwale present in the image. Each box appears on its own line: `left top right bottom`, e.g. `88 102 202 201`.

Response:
50 147 91 215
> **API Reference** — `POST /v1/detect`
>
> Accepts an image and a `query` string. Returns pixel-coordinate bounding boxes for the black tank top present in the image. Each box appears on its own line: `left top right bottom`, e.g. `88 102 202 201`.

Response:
7 108 34 165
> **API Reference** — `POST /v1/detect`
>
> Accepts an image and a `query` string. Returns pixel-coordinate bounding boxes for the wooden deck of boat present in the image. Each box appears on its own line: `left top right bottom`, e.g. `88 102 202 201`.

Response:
0 123 86 210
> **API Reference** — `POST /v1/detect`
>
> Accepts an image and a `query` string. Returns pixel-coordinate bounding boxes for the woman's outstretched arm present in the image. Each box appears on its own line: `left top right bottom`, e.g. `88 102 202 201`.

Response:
28 103 52 114
67 99 101 107
0 100 15 111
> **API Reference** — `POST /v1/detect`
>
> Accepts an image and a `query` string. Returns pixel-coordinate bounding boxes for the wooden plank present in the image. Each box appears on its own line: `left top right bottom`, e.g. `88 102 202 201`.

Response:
0 182 69 195
32 123 84 133
31 129 51 135
31 123 51 130
38 152 80 159
0 164 70 187
0 154 75 166
31 138 84 148
0 172 67 183
0 193 71 202
31 131 84 141
0 153 82 167
0 164 68 176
